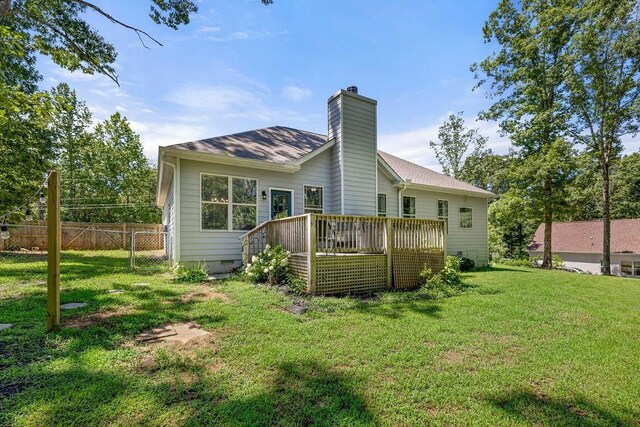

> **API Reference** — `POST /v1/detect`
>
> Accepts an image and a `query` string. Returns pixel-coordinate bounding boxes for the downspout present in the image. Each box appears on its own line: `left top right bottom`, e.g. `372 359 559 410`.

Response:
397 181 408 217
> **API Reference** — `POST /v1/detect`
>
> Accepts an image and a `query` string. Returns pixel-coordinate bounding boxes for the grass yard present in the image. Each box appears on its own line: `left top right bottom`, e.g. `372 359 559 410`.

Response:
1 254 639 426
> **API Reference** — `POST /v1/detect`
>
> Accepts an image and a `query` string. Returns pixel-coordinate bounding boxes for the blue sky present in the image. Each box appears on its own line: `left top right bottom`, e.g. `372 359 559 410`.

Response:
41 0 638 170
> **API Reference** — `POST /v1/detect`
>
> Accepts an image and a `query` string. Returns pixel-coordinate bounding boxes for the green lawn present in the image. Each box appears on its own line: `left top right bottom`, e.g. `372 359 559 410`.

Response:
1 254 639 426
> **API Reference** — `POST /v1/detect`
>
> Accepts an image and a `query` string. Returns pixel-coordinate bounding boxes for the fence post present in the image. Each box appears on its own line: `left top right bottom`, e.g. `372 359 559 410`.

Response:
47 171 61 331
385 217 393 289
129 231 135 269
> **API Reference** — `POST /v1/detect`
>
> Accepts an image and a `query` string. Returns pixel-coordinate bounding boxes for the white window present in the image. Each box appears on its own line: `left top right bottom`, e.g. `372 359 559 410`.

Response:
201 174 257 231
459 207 473 229
402 196 416 218
621 261 640 276
438 200 448 233
378 193 387 217
303 185 323 213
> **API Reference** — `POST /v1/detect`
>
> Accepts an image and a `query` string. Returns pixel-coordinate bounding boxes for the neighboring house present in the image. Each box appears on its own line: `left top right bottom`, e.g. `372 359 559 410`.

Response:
529 219 640 276
156 87 494 273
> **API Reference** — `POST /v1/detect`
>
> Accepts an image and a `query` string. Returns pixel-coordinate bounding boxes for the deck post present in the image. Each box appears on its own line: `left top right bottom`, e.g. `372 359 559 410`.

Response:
307 214 316 294
385 217 393 289
441 220 447 262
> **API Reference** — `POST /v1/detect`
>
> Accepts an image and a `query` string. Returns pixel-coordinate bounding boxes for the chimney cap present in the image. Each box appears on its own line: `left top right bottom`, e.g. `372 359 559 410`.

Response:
346 86 358 94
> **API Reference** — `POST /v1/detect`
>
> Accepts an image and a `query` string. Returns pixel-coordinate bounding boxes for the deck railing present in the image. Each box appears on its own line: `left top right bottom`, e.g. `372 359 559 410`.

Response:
241 214 446 293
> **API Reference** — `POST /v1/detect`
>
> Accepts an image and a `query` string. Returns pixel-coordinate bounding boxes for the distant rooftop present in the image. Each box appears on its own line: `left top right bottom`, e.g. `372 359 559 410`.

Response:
529 219 640 254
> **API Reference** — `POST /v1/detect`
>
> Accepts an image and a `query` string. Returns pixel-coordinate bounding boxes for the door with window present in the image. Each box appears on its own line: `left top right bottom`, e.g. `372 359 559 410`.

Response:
271 190 292 219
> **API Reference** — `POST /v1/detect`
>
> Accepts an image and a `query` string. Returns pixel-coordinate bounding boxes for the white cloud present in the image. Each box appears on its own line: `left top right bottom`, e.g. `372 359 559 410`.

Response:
129 120 210 163
379 115 511 173
197 26 221 33
282 85 312 102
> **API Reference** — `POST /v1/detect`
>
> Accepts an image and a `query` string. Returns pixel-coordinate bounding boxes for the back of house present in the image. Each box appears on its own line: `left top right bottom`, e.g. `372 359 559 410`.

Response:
156 87 494 273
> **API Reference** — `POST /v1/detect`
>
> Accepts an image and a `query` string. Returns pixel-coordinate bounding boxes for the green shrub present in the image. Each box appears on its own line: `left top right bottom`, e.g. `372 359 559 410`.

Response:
420 256 465 290
246 244 290 285
552 255 565 269
499 258 534 267
459 257 475 272
174 261 208 283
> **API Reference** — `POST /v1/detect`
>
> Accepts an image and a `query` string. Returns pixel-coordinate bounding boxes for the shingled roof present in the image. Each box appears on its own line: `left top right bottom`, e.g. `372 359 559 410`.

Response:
529 219 640 254
378 151 494 196
167 126 493 196
168 126 328 164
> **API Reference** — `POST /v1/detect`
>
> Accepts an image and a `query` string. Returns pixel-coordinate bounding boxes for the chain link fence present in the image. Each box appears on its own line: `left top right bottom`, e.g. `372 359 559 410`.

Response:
0 224 170 280
131 231 171 270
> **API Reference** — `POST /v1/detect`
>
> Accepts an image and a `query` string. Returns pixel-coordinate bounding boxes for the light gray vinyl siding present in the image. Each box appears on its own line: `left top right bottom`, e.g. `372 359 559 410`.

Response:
162 175 176 261
178 150 334 272
328 95 342 213
340 94 377 215
401 188 489 265
377 166 398 216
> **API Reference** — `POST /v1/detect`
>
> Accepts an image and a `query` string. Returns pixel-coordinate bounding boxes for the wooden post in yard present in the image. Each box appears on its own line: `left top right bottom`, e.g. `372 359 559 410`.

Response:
47 171 61 330
385 218 393 289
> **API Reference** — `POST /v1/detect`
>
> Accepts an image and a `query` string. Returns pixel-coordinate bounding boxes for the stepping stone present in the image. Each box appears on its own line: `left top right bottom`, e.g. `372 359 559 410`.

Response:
0 323 13 331
136 322 210 346
132 282 150 287
106 289 125 294
287 305 307 315
61 302 87 310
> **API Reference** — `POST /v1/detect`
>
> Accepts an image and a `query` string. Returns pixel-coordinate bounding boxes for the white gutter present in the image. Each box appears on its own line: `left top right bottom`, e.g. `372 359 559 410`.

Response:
397 181 409 217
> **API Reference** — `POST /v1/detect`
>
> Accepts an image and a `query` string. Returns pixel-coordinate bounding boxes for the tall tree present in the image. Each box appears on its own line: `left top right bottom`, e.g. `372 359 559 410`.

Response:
565 0 640 274
473 0 578 268
458 149 512 195
611 153 640 220
50 83 92 220
429 112 487 179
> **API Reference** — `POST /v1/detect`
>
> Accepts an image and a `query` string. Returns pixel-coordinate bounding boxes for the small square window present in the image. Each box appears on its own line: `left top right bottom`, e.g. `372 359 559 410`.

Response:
304 186 323 213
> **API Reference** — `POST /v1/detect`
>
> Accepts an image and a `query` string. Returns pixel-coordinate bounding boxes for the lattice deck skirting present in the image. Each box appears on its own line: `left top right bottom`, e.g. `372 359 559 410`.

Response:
315 254 388 295
288 254 308 281
393 249 445 290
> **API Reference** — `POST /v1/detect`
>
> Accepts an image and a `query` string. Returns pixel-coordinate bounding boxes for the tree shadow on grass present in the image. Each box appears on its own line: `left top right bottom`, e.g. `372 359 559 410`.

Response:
489 390 636 426
1 358 378 426
194 360 379 426
354 301 443 319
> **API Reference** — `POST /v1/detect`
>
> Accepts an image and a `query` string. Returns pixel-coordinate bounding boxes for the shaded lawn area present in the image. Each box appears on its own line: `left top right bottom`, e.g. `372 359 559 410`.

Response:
1 255 639 426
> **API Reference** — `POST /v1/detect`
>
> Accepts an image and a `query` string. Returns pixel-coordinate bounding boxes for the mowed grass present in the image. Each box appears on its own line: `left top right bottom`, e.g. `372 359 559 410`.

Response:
1 254 639 426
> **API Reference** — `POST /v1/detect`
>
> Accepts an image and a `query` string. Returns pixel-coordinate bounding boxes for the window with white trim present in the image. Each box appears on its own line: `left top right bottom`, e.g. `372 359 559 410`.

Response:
459 207 473 229
303 185 323 213
201 174 257 231
621 261 640 276
378 193 387 217
402 196 416 218
438 200 448 233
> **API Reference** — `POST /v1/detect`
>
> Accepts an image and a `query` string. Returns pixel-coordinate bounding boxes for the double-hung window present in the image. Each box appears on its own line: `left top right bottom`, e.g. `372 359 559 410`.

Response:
303 185 323 213
378 194 387 217
402 196 416 218
437 200 448 232
201 174 257 231
459 207 473 229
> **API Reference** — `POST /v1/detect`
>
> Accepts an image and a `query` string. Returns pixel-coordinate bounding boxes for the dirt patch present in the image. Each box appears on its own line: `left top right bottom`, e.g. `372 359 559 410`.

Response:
443 350 464 365
136 322 211 347
181 289 233 304
65 306 133 328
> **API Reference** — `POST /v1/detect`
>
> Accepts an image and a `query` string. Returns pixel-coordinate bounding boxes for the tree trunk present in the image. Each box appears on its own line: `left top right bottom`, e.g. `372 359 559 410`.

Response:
542 177 553 269
601 159 611 275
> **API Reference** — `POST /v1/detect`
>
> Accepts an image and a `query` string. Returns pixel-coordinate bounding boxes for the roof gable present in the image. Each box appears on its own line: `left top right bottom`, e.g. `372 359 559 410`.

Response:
529 219 640 254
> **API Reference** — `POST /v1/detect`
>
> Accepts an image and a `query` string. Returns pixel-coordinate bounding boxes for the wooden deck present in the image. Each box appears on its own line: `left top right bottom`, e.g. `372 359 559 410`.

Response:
241 214 446 295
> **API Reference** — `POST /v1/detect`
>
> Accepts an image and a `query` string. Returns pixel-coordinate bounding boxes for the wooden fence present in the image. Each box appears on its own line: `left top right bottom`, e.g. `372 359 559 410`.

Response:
241 213 446 295
0 222 164 251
